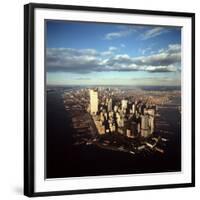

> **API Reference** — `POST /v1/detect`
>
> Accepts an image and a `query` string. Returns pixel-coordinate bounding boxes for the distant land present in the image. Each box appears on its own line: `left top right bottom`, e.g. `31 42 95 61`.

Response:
47 85 181 91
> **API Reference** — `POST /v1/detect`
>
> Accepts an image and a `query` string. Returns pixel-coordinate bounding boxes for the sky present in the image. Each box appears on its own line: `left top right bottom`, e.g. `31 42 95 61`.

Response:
46 20 181 86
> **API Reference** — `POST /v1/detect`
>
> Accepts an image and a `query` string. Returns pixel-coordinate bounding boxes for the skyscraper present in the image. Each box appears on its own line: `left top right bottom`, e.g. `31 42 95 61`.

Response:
107 98 112 112
149 115 155 134
141 115 151 137
132 104 135 114
114 105 118 112
89 89 98 115
121 99 128 110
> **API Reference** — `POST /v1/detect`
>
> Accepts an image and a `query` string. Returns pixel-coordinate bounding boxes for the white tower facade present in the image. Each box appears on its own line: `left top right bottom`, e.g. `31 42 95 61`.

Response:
89 89 98 115
121 99 128 110
132 104 135 114
141 115 151 137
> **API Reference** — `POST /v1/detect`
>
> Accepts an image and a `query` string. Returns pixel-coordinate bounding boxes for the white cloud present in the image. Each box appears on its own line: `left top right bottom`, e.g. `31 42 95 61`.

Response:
101 51 113 56
47 43 181 74
109 46 118 51
101 46 118 57
145 65 177 72
140 27 169 40
104 29 132 40
168 44 181 52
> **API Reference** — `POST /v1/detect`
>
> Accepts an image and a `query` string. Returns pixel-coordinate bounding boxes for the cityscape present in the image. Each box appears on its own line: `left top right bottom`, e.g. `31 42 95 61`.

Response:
62 86 180 156
46 85 181 178
46 20 181 178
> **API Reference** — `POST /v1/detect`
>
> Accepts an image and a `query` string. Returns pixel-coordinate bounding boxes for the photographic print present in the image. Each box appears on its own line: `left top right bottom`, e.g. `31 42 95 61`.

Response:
46 21 182 178
24 3 195 197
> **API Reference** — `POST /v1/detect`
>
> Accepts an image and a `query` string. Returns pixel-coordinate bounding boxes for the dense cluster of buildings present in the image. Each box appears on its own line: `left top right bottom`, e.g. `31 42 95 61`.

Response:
89 89 156 138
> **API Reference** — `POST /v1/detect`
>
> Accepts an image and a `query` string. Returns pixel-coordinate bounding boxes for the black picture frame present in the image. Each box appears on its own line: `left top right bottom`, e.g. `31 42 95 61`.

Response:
24 3 195 197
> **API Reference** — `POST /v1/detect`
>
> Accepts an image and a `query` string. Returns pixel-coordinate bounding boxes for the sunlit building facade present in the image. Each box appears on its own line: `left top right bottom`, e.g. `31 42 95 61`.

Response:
89 89 98 115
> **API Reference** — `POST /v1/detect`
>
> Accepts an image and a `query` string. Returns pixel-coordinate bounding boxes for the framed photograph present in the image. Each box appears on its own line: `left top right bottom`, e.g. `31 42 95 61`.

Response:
24 3 195 197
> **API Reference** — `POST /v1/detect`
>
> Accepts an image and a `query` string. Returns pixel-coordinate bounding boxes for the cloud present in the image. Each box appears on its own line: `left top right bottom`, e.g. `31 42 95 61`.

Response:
101 51 113 56
109 46 118 51
104 25 145 40
101 46 118 57
139 47 152 55
140 27 169 40
104 25 140 40
104 25 173 41
46 43 181 74
133 52 180 66
168 44 181 53
145 65 177 73
46 48 101 73
134 44 181 66
104 31 130 40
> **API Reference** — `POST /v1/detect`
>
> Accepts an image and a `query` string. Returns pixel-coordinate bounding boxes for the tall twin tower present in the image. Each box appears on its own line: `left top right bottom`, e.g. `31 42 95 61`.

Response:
89 89 98 115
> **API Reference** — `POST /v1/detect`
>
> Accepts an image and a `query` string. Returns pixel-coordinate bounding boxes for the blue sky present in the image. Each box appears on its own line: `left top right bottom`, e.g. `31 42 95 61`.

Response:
46 20 181 86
